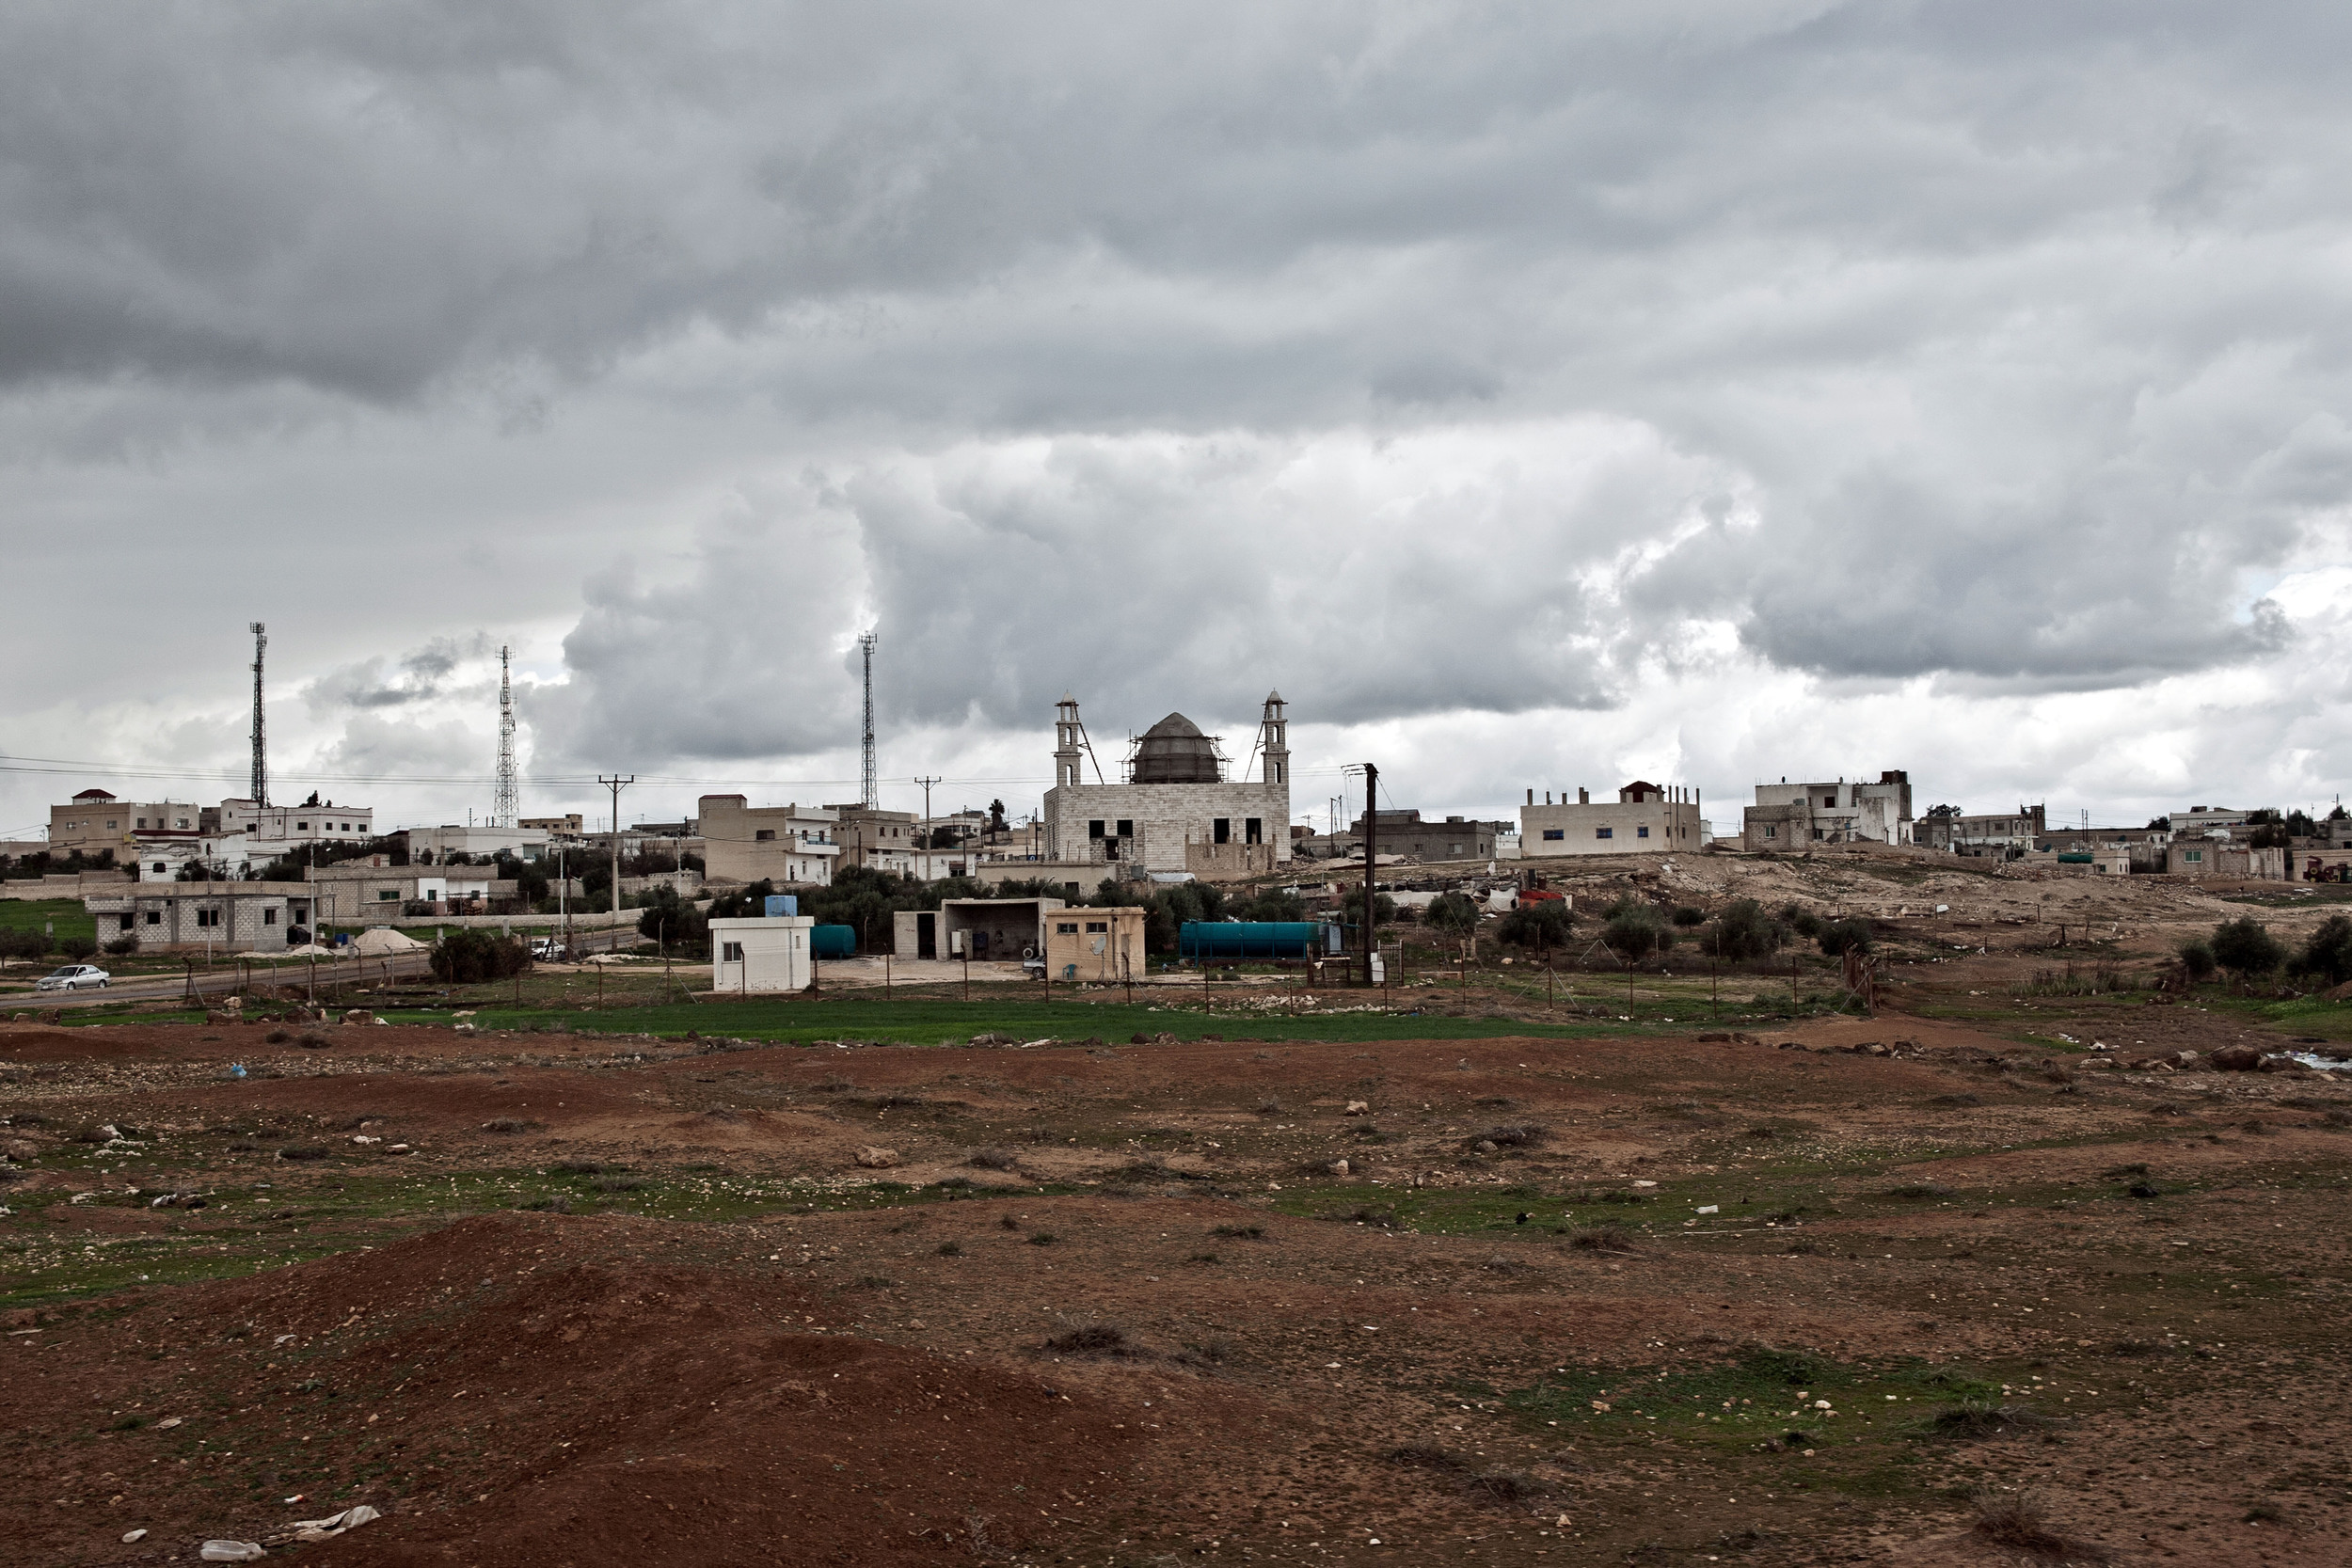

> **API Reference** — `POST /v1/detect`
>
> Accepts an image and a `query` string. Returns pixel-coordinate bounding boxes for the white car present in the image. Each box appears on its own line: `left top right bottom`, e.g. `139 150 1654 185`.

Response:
36 963 111 991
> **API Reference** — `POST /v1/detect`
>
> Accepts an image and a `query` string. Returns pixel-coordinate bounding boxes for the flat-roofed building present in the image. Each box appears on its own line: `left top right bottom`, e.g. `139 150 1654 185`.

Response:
698 796 841 885
1522 782 1704 857
86 883 317 953
1744 773 1913 850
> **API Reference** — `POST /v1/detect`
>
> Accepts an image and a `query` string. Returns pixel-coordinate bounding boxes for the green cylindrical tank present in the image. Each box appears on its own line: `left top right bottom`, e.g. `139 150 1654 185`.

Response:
811 924 857 958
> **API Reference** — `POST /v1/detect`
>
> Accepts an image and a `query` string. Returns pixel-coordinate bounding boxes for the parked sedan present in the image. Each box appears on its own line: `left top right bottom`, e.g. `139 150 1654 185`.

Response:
36 963 111 991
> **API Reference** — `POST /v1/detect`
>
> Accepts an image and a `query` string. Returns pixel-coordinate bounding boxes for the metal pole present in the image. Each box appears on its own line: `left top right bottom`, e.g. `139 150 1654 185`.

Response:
1362 762 1378 987
884 951 891 995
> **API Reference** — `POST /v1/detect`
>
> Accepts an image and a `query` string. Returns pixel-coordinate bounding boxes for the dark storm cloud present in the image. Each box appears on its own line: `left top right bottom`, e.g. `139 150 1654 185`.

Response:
307 636 493 711
6 0 2352 784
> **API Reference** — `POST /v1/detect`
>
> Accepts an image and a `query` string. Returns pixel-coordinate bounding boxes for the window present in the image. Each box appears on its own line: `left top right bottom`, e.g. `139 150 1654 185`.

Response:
136 817 147 829
378 890 398 901
1214 818 1231 844
755 829 775 841
2185 849 2202 863
1637 826 1650 838
152 862 167 874
296 821 309 831
1115 819 1132 837
119 914 134 931
1085 921 1107 933
1764 825 1777 839
1089 819 1105 840
1541 829 1565 841
263 909 278 926
1245 817 1263 844
196 908 220 927
1057 922 1078 934
177 818 190 829
145 910 161 925
1596 827 1613 839
107 819 118 830
722 942 744 961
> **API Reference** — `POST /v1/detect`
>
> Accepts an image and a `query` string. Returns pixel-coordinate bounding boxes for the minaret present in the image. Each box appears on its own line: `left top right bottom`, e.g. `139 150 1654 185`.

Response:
1260 690 1289 785
1054 695 1084 789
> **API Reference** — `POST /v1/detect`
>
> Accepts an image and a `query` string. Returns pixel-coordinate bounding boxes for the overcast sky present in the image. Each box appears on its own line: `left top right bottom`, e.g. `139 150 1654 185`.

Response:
7 1 2351 840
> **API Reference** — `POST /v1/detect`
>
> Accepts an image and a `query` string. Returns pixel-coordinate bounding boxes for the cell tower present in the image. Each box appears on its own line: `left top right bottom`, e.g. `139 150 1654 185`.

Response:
859 630 879 809
492 644 519 829
248 622 268 807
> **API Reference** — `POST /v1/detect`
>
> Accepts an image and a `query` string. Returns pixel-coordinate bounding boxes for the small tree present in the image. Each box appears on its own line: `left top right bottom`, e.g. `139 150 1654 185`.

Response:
635 884 710 955
1426 892 1482 941
1670 905 1707 927
1701 899 1788 961
2292 914 2352 987
2176 939 2217 982
2209 916 2285 979
430 930 532 984
1601 898 1671 961
1497 900 1572 953
1816 917 1873 957
58 935 99 961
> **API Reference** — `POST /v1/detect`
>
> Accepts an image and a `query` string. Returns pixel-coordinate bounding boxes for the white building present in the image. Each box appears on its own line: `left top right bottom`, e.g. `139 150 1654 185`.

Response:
215 798 375 845
698 797 841 885
1041 693 1292 877
709 914 814 992
402 825 550 863
1743 772 1914 850
1520 783 1705 857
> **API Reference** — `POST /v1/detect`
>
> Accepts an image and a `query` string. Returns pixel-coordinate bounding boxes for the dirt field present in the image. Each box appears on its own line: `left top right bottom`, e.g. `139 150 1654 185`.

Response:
7 879 2352 1566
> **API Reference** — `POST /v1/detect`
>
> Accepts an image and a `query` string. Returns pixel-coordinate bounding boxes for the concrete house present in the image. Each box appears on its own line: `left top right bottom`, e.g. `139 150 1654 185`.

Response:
698 797 841 886
1349 810 1498 863
1914 803 2044 856
86 883 317 953
1043 906 1146 982
306 858 517 923
1042 693 1292 878
1743 773 1914 850
1520 783 1704 858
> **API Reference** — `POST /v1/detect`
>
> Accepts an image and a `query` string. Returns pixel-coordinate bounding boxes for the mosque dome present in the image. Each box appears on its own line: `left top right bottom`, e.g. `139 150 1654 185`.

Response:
1131 713 1222 784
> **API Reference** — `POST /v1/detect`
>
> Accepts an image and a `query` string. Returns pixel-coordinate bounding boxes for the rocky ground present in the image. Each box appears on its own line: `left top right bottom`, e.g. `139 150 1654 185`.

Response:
6 878 2352 1566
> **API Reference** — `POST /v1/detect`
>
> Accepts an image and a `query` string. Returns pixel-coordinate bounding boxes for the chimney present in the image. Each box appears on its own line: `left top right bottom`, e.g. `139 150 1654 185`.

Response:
1527 788 1534 805
1578 787 1590 805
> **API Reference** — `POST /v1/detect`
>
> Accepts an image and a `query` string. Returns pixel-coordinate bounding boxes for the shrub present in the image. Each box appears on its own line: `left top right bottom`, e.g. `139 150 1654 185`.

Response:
1479 1123 1546 1148
2210 916 2286 978
1700 899 1788 961
57 936 98 961
554 1160 603 1175
1670 905 1706 927
1815 917 1873 957
2292 914 2352 987
429 929 532 984
1212 1223 1264 1240
2176 940 2217 982
1026 1231 1057 1245
968 1148 1020 1170
264 1029 291 1044
935 1241 962 1257
519 1196 572 1213
483 1117 539 1133
277 1145 331 1162
1470 1468 1547 1502
0 929 48 960
1970 1490 2106 1560
1567 1224 1636 1253
103 935 139 957
1930 1397 2050 1437
1042 1319 1140 1357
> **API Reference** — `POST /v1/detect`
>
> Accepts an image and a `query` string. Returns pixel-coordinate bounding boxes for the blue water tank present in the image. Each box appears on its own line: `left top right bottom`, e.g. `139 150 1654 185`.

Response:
764 895 800 918
811 924 857 958
1180 920 1321 959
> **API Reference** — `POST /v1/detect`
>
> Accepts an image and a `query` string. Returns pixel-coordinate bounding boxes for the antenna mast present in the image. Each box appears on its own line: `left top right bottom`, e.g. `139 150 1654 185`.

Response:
493 645 519 829
859 630 879 809
248 622 268 807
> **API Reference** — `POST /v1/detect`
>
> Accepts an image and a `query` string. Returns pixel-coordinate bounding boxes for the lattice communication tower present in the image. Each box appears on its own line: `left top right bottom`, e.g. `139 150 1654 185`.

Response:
492 645 520 829
248 622 268 807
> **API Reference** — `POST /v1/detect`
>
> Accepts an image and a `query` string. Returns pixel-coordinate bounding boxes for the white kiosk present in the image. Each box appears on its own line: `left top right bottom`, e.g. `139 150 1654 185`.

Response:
708 914 814 993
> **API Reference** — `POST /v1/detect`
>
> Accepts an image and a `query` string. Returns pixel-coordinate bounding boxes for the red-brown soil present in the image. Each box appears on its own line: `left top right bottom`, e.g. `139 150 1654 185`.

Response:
7 990 2352 1566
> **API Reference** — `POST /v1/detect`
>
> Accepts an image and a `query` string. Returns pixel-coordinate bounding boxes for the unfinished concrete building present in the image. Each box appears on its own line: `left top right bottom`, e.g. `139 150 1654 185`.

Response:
1041 693 1292 877
1519 782 1703 857
1742 772 1914 850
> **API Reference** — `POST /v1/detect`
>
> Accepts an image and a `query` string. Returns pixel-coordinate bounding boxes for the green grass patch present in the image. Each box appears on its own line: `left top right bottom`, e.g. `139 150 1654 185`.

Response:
0 898 98 948
413 996 1634 1046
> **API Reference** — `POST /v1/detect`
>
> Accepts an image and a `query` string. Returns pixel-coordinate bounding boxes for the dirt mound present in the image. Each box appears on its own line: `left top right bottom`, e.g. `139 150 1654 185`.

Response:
5 1215 1138 1567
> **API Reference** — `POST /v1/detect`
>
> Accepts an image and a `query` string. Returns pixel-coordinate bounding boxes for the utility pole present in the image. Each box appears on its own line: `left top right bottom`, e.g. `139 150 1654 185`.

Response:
599 775 634 928
915 774 942 857
1362 763 1378 987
